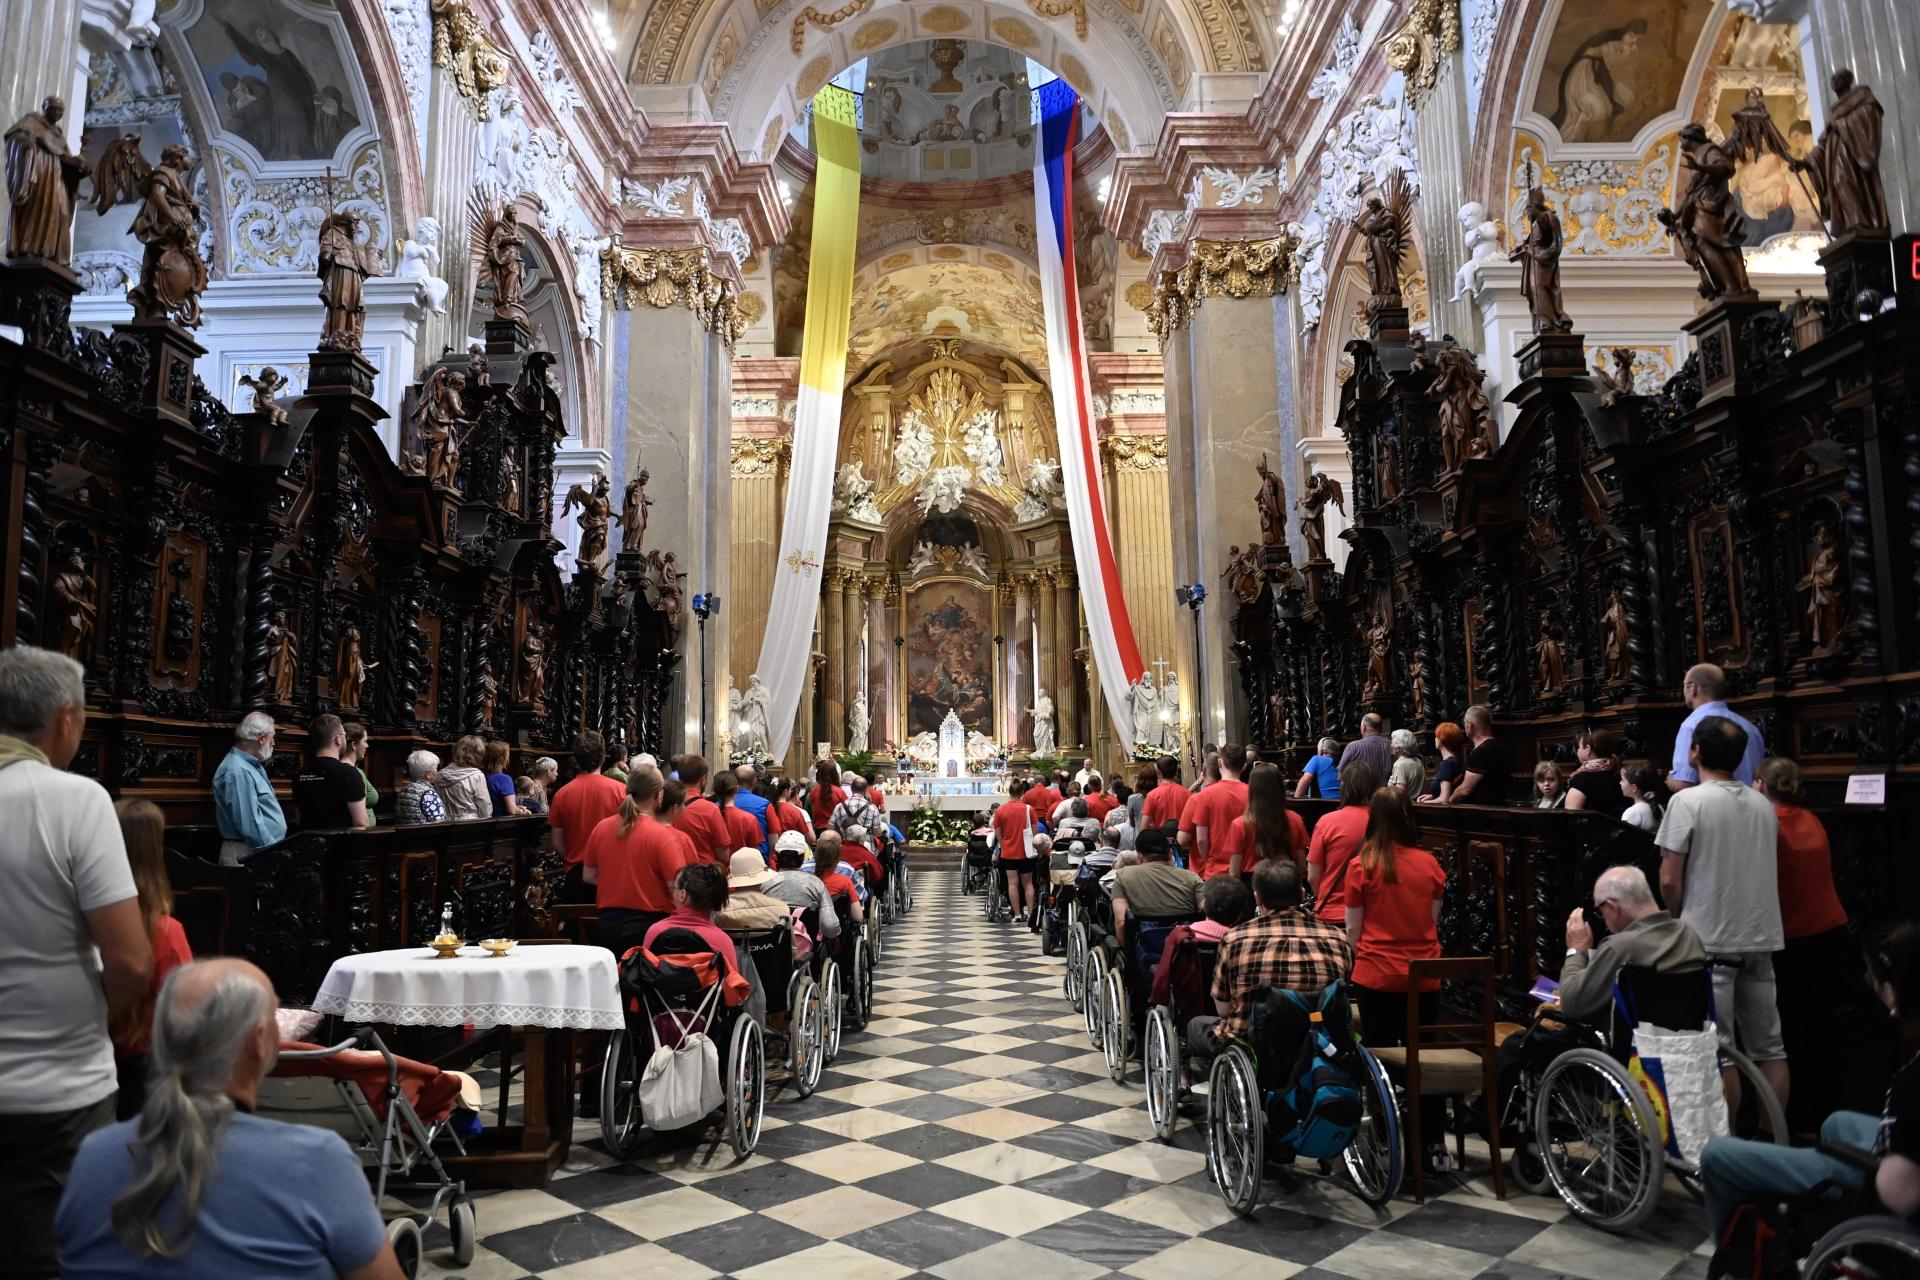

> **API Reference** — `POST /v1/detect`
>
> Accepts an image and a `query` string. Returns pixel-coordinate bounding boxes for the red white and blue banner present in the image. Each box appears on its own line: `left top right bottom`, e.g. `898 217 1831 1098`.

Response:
1033 79 1145 747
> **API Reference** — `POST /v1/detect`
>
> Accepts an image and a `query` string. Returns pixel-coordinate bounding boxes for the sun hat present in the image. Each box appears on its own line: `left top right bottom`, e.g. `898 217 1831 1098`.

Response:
727 848 774 888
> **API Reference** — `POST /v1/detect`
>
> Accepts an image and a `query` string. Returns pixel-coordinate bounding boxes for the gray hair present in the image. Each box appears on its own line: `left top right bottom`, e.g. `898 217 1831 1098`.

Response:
0 646 85 736
1390 728 1417 754
407 749 440 781
1317 737 1339 756
845 824 868 842
235 711 275 744
1594 864 1656 911
112 962 274 1257
1033 833 1054 853
533 756 558 777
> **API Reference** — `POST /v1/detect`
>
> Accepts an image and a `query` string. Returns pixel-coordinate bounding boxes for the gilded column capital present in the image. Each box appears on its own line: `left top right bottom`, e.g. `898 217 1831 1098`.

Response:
429 0 511 114
1100 432 1168 471
602 243 746 347
863 573 890 600
997 577 1016 604
730 436 790 478
1383 0 1463 106
1147 233 1301 345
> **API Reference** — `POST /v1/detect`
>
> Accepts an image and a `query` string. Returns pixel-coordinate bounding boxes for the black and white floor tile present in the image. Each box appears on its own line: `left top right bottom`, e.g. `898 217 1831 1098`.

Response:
399 871 1715 1279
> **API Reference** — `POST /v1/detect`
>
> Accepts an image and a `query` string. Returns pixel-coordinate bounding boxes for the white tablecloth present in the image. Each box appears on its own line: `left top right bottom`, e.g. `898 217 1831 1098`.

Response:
311 944 623 1031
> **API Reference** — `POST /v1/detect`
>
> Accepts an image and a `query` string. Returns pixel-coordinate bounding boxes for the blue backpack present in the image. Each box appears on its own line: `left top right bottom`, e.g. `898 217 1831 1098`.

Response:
1254 984 1364 1161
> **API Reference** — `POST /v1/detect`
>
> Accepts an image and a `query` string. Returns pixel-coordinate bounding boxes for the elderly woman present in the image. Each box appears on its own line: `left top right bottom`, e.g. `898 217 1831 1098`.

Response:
435 735 492 821
1389 728 1426 794
395 750 446 825
523 756 558 814
1295 737 1343 800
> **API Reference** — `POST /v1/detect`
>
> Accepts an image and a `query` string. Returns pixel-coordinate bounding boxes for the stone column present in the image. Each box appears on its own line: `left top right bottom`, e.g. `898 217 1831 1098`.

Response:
1035 570 1058 749
417 67 482 367
866 577 890 747
822 574 845 747
1054 572 1079 750
1012 577 1035 746
1784 0 1920 233
842 574 865 747
1387 0 1476 343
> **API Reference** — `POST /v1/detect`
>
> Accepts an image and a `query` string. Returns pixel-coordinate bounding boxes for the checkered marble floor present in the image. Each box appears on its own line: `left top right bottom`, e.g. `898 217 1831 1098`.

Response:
408 872 1717 1279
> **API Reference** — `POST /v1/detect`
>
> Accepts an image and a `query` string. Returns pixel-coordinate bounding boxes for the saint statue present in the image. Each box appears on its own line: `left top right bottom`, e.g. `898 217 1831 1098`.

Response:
52 549 96 658
848 690 871 753
406 368 469 491
1602 590 1631 683
1535 614 1566 696
1126 673 1160 752
1297 473 1345 563
1362 614 1392 703
563 474 613 571
518 625 548 707
336 625 370 710
1351 175 1413 315
1220 545 1261 605
1659 124 1755 303
1432 345 1492 472
735 675 773 758
317 209 381 351
1793 69 1888 238
1157 672 1182 754
1595 348 1636 408
1030 687 1056 756
619 469 652 553
4 97 85 263
1255 453 1287 548
466 341 490 387
469 192 529 323
1799 524 1843 656
265 609 299 703
1510 186 1573 334
499 446 521 514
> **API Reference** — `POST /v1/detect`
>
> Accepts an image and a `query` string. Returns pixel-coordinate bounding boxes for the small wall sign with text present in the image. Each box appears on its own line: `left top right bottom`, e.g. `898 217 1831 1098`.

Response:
1844 773 1886 805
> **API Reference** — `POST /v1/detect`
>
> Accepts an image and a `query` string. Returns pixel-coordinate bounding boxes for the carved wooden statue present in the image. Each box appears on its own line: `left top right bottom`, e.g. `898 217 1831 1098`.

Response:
318 209 381 351
479 667 498 727
518 624 548 707
1220 545 1261 605
1362 614 1393 703
238 367 291 425
1297 472 1345 563
265 609 299 703
1352 174 1413 315
106 143 209 328
1254 453 1286 548
406 367 470 491
1535 613 1566 696
648 549 684 618
563 474 613 571
1660 124 1754 302
499 446 521 514
51 549 96 657
1408 643 1428 724
470 193 530 323
1799 524 1843 656
1601 590 1631 683
619 469 653 553
1794 69 1888 238
336 625 370 710
466 341 490 387
4 97 85 263
1432 344 1492 472
1595 348 1635 408
1510 186 1573 334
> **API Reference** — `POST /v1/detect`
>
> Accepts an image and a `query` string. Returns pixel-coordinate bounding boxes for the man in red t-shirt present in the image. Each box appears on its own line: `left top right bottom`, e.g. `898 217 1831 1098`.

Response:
1084 775 1116 823
548 731 629 899
1180 744 1249 880
1306 762 1380 922
1141 755 1191 833
581 764 695 951
669 753 733 864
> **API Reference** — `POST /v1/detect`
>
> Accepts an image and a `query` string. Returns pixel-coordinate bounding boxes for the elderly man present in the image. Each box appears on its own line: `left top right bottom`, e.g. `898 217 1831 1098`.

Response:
1113 827 1202 940
830 774 887 844
0 648 153 1280
1338 713 1394 780
732 763 770 852
212 710 286 864
1559 864 1707 1019
764 831 840 939
1668 663 1765 789
55 959 404 1279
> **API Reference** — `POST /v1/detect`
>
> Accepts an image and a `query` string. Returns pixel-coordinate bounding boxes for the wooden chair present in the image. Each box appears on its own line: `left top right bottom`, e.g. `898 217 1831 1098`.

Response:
1367 956 1506 1203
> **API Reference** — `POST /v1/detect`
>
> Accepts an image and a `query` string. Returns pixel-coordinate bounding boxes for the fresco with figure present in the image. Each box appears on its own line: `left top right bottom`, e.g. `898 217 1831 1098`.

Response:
906 582 993 733
183 0 364 162
1533 0 1713 144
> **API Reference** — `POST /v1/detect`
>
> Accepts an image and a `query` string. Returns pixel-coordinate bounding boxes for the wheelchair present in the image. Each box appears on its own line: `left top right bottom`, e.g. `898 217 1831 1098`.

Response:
885 844 912 918
1709 1138 1917 1280
1100 913 1200 1086
736 917 826 1101
1061 851 1117 1013
599 925 764 1159
822 890 873 1038
1501 963 1787 1233
1801 1214 1920 1278
1204 981 1404 1216
1143 929 1222 1140
962 830 995 897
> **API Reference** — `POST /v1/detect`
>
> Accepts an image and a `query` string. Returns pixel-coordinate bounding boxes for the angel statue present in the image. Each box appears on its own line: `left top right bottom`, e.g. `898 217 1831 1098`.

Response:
1029 687 1056 757
393 215 449 314
1432 344 1492 472
94 139 208 327
469 190 529 323
1451 200 1502 301
1595 348 1636 408
832 459 881 523
734 674 774 758
847 690 871 753
1126 673 1160 752
317 207 383 351
562 473 614 571
1157 671 1182 754
237 366 291 426
5 96 86 263
1220 545 1261 605
618 469 652 553
1352 173 1413 316
1297 472 1345 563
405 367 469 491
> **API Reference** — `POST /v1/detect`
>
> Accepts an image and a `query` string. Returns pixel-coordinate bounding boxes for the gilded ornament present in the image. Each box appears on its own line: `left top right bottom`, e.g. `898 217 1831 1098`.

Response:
792 0 870 55
430 0 511 116
990 17 1037 48
601 243 746 347
919 7 971 35
852 18 899 52
1381 0 1461 105
1026 0 1088 39
1144 234 1300 344
1100 433 1168 470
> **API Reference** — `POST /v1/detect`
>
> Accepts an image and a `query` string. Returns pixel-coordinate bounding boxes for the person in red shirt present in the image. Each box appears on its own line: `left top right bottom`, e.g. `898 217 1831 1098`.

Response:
548 731 630 901
839 825 886 888
764 776 815 851
642 862 741 972
668 753 733 864
1180 744 1251 879
810 830 865 927
582 764 696 953
1306 761 1380 923
1755 755 1851 1132
805 760 847 833
1084 775 1116 823
1218 761 1308 881
1024 774 1060 825
992 779 1039 924
711 770 764 854
111 799 194 1120
1141 755 1191 834
1343 787 1448 1174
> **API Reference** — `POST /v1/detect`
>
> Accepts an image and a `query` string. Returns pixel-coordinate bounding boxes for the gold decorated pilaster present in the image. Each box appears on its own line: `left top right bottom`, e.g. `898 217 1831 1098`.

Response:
1146 234 1301 345
602 243 746 348
429 0 511 116
1100 432 1168 471
730 436 790 478
1382 0 1462 106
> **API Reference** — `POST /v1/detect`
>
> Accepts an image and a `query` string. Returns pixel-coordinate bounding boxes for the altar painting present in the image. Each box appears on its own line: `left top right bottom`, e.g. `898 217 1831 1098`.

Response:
907 583 993 733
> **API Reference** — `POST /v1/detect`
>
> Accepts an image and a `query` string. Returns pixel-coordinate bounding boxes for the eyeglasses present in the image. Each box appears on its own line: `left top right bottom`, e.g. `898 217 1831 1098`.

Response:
1592 897 1618 911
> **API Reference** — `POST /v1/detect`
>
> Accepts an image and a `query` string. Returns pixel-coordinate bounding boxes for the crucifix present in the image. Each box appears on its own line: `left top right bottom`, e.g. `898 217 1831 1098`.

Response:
1151 656 1172 688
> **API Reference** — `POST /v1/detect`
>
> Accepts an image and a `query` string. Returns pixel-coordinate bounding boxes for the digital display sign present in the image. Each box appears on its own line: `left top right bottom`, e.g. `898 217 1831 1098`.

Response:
1899 234 1920 314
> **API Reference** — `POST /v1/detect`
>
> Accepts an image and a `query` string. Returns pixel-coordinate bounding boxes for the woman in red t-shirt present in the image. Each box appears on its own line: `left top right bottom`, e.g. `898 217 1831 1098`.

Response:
806 760 847 833
992 780 1039 924
1344 788 1448 1174
765 777 815 848
111 800 195 1120
1306 762 1381 922
711 771 764 855
1221 762 1309 882
1755 756 1850 1130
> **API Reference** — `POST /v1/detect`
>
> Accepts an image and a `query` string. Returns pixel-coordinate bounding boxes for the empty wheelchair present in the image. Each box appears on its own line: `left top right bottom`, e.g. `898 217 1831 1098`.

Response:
1503 963 1787 1232
1143 927 1223 1140
1205 981 1404 1216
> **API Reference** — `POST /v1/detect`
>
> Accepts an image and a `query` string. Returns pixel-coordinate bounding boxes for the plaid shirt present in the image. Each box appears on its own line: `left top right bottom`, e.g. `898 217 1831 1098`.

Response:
1209 907 1353 1042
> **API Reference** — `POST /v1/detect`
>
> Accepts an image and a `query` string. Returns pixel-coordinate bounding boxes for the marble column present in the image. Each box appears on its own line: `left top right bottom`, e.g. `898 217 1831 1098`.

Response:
620 304 733 755
1035 571 1059 750
1054 573 1079 750
866 578 890 747
842 574 865 748
1785 0 1920 234
1012 577 1035 746
1409 42 1476 343
822 575 846 747
727 437 788 694
417 68 481 368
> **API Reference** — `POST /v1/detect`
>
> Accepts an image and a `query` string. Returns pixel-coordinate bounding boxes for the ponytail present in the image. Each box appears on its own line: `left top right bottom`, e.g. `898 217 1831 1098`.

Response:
616 765 665 837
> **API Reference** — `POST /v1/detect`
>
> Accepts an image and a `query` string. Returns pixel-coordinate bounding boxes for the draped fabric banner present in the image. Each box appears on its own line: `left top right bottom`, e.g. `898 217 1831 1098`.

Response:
752 85 862 752
1033 80 1144 748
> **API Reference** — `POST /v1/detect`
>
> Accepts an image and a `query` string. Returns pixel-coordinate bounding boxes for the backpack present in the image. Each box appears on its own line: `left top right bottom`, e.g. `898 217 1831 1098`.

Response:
1256 984 1363 1162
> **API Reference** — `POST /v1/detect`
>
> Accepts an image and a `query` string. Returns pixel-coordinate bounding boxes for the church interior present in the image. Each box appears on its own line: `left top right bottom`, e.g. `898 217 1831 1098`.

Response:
3 0 1919 1275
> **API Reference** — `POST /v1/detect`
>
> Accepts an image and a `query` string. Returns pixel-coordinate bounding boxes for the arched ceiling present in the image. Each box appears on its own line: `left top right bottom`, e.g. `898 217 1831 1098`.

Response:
847 244 1048 373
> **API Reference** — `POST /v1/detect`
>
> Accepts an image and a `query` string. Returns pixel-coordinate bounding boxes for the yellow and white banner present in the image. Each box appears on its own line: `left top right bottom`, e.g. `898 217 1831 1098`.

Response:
751 85 861 750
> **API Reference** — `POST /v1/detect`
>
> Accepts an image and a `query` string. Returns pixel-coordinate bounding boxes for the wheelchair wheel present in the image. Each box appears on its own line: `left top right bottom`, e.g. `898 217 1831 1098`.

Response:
1206 1044 1264 1217
1801 1215 1920 1279
1144 1006 1179 1140
1101 967 1130 1084
599 1027 646 1157
386 1217 423 1279
1083 948 1108 1048
1064 923 1087 1010
790 978 825 1098
821 957 844 1062
867 904 883 965
1341 1044 1404 1207
846 935 871 1030
727 1014 765 1158
1508 1140 1552 1197
1535 1047 1663 1232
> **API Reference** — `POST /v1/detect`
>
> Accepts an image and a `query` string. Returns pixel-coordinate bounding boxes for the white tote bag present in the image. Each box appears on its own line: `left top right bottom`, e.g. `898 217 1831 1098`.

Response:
1627 1020 1729 1165
637 983 725 1130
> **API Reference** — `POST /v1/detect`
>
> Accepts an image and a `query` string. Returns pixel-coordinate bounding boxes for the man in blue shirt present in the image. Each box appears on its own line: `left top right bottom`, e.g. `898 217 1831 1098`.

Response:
212 712 286 865
1668 663 1765 789
732 763 770 854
